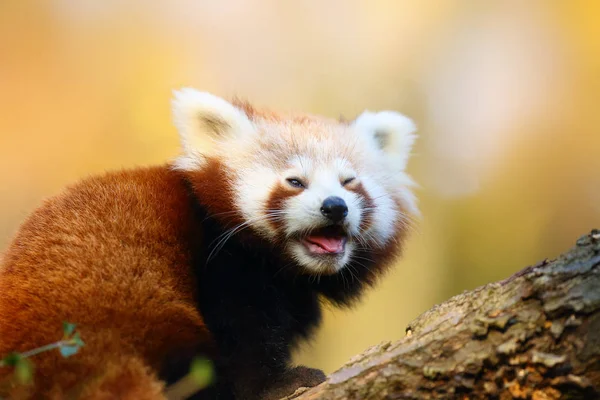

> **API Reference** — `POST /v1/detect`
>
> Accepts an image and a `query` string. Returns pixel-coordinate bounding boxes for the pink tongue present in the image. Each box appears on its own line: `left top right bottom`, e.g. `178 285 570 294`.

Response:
305 236 345 254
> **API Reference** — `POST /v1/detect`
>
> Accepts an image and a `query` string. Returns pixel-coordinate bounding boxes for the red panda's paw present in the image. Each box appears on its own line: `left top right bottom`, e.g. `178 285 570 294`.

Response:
261 366 326 400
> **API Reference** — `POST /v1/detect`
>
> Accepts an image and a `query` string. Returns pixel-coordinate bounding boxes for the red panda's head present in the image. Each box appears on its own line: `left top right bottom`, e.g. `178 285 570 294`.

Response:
172 89 418 277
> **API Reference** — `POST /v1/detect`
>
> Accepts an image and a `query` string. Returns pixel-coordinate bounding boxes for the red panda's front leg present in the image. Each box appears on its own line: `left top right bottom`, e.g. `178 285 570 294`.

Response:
228 360 325 400
206 318 325 400
258 366 326 400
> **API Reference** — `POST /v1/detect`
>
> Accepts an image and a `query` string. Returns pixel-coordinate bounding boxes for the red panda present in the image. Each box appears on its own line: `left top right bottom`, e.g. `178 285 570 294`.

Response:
0 89 418 400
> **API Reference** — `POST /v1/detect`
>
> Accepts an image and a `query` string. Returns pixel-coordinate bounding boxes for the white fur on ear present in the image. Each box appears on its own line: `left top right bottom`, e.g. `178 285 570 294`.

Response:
171 88 255 170
352 110 417 170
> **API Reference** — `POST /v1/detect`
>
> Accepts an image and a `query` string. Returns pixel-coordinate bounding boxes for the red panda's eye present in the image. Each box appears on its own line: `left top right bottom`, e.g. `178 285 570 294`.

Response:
342 177 356 186
286 178 305 189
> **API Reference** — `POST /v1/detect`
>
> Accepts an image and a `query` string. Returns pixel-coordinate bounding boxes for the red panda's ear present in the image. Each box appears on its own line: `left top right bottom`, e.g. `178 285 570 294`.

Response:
352 110 417 171
171 88 255 168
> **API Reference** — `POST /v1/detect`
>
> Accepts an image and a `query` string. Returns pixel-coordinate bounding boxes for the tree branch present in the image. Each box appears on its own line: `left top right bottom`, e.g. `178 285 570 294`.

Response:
286 230 600 399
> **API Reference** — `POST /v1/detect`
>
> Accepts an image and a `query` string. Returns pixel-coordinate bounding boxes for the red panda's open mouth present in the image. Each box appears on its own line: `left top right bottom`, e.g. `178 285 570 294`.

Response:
301 226 348 255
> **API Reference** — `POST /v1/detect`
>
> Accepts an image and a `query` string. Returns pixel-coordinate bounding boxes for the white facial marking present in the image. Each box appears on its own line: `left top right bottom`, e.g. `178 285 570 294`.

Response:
360 175 398 247
289 155 314 177
235 166 279 239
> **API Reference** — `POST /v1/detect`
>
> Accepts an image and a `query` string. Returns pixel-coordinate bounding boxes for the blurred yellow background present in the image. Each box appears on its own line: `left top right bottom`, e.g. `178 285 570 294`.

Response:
1 1 599 373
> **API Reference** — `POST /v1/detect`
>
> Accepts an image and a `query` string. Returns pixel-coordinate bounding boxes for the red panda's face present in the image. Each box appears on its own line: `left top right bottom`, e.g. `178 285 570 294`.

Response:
172 89 418 275
234 146 406 275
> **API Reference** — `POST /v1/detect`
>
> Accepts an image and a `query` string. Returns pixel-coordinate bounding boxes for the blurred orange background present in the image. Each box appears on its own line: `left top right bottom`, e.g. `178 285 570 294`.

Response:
1 1 599 373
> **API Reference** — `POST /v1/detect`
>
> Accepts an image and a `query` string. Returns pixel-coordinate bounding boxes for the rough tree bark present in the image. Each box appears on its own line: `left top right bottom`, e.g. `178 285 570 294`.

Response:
284 230 600 400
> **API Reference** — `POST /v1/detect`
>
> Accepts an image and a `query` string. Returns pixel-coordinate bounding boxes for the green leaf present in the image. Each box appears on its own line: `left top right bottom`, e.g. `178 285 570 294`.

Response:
14 358 33 385
1 353 21 367
62 322 76 337
71 332 84 347
59 344 80 358
189 358 214 389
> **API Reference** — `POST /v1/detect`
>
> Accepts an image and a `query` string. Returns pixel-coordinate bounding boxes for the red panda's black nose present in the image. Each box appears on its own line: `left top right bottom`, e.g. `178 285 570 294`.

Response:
320 196 348 223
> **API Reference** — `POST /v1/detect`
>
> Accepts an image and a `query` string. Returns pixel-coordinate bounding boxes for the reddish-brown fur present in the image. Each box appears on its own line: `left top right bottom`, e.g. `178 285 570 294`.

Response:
265 184 299 235
347 182 375 232
0 166 212 399
186 157 242 229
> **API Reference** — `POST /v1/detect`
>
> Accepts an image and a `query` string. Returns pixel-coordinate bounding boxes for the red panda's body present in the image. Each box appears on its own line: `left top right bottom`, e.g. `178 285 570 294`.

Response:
0 90 418 399
0 166 213 398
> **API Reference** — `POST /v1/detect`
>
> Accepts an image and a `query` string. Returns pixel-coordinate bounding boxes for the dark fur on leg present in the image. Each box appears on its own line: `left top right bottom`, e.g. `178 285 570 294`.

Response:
259 366 326 400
